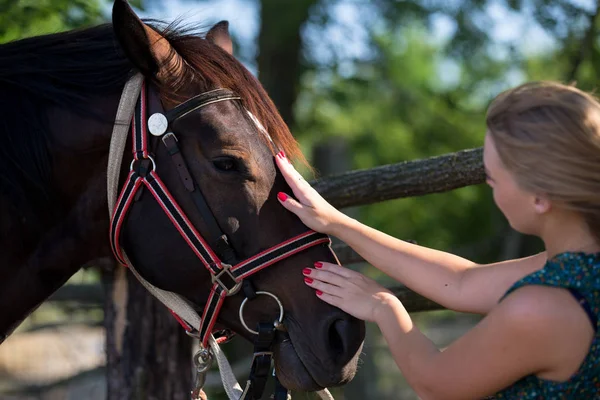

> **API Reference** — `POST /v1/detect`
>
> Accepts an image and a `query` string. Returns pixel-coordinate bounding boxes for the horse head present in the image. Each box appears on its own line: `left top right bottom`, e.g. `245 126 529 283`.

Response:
110 0 365 391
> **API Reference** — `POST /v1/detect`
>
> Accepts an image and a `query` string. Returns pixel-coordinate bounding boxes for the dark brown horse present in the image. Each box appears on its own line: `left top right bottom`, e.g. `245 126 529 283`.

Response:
0 0 364 393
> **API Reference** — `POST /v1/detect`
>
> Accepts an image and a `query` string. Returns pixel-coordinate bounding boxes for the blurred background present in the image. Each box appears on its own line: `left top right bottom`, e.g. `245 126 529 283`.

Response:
0 0 598 398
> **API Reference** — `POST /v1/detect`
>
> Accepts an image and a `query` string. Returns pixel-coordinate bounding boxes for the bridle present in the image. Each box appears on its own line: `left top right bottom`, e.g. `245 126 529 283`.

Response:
107 76 335 400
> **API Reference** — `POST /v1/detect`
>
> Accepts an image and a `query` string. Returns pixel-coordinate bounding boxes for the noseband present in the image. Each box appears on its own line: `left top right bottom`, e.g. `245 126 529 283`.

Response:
108 79 333 400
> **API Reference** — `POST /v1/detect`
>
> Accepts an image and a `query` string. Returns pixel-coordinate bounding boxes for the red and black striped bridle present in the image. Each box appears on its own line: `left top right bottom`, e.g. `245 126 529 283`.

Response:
108 80 331 350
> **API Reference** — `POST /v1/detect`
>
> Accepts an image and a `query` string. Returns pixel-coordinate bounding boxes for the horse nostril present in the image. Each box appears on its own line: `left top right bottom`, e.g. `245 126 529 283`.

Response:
325 316 364 366
327 319 346 359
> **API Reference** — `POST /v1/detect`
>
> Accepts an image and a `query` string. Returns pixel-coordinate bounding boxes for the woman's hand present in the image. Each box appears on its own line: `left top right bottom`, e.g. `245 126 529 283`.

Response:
275 152 347 235
302 261 398 323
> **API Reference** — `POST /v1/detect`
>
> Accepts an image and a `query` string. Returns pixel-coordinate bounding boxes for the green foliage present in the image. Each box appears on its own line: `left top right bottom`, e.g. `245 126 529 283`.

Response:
0 0 108 44
296 23 508 262
294 0 599 267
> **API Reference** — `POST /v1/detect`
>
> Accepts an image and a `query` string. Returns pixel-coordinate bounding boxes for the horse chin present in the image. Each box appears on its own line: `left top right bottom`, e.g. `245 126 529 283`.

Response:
272 333 358 392
273 336 322 391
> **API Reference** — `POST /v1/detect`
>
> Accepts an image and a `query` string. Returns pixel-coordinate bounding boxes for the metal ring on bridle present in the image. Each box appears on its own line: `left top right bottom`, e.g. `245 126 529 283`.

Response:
239 291 284 335
193 348 213 373
129 154 156 172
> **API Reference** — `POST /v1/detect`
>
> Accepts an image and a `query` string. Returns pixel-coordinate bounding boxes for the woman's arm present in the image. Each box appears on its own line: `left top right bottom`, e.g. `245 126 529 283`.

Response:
305 263 593 400
332 217 546 313
375 285 589 400
276 153 545 313
457 252 546 313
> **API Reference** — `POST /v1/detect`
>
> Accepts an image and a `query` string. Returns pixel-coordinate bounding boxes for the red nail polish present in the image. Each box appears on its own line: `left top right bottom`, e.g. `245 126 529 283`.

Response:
302 268 312 275
314 262 323 268
280 150 286 158
316 290 323 296
277 192 287 202
304 277 314 284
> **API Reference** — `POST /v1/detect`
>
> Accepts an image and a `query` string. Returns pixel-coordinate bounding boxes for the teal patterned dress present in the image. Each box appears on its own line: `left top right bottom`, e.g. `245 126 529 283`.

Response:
493 252 600 399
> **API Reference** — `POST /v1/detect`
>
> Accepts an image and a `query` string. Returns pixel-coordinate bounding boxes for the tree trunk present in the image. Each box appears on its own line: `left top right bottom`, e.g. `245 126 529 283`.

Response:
257 0 318 127
104 264 193 400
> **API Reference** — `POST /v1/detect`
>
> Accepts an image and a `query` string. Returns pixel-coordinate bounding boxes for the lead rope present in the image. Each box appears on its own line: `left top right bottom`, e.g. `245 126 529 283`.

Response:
107 73 333 400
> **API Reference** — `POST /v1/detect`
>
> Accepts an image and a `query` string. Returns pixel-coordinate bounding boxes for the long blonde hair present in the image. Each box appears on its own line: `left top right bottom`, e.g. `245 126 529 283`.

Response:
486 81 600 245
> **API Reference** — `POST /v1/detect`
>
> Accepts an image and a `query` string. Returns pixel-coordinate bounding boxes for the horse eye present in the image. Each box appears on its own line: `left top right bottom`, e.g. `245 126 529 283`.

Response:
213 157 239 173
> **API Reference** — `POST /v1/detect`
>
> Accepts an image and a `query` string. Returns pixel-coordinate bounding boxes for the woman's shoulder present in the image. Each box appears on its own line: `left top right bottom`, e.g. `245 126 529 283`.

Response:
495 251 600 339
486 285 587 360
496 284 595 381
500 284 591 323
498 284 588 328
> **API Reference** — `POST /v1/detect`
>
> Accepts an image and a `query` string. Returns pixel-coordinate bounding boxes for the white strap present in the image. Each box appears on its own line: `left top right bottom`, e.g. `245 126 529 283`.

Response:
316 389 334 400
107 73 142 216
209 335 244 399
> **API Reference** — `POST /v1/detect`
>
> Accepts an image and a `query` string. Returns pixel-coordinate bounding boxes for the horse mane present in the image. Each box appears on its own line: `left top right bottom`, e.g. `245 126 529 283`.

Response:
0 21 303 218
0 24 132 218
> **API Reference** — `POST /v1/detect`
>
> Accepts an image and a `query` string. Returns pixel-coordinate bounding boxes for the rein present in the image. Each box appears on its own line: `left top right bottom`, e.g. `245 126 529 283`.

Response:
107 74 335 400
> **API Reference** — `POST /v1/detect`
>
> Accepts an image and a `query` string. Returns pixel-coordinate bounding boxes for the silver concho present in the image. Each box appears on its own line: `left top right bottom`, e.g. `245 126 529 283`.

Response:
148 113 168 136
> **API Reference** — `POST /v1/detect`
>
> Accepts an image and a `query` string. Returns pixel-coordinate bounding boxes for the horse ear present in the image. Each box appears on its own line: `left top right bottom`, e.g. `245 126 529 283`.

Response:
112 0 181 78
206 21 233 55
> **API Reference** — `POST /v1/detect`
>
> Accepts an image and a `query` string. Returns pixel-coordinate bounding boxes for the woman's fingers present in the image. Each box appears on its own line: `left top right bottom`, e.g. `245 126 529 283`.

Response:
274 152 340 234
314 291 342 308
302 262 393 322
304 277 345 297
275 152 315 204
311 262 359 279
277 191 304 213
303 262 367 298
303 264 349 287
275 152 303 190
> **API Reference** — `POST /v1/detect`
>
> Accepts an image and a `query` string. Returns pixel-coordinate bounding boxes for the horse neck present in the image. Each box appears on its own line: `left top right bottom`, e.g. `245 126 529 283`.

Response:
0 93 122 341
44 94 124 254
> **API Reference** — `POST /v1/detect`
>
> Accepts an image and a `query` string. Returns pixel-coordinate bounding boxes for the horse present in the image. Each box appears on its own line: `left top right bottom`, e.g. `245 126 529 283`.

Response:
0 0 365 396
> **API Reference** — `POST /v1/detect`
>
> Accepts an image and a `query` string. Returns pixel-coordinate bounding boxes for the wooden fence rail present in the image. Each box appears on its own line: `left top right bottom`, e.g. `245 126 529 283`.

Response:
312 147 484 208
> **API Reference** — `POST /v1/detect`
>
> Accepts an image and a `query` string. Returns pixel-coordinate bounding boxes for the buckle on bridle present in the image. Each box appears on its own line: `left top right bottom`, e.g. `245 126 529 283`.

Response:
211 263 242 296
251 350 273 363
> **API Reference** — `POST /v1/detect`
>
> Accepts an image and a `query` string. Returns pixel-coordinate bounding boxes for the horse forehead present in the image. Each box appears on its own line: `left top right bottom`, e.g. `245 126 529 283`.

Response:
214 112 256 136
179 102 263 145
199 104 276 152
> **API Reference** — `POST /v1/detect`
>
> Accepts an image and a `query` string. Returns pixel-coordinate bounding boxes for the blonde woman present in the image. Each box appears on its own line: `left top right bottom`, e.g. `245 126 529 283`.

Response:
275 82 600 399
